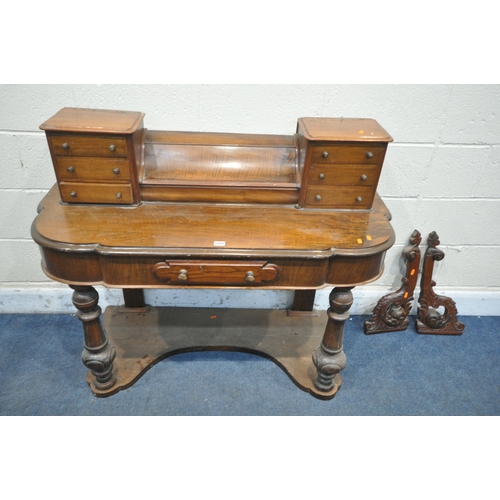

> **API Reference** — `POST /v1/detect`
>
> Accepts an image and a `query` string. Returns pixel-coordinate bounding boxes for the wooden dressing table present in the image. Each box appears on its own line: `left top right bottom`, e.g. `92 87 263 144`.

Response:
32 108 394 399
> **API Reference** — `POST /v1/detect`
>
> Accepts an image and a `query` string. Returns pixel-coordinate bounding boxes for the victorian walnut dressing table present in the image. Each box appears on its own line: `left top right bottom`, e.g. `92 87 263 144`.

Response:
32 108 394 399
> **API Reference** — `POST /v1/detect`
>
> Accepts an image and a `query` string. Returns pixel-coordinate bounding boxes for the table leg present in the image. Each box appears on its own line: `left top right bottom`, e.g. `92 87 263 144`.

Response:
312 287 353 392
70 285 117 390
122 288 146 308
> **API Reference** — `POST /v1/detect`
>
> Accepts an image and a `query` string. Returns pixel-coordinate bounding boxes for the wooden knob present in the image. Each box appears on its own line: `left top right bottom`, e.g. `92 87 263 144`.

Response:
70 191 77 198
360 174 367 181
62 143 69 150
322 151 329 158
315 194 322 201
246 271 255 282
113 168 120 174
178 269 188 281
318 173 325 180
109 144 116 152
67 166 75 173
356 196 363 202
366 151 373 159
116 192 122 199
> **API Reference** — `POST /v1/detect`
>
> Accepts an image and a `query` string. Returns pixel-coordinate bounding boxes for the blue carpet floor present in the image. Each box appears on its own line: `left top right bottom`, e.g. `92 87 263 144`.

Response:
0 313 498 415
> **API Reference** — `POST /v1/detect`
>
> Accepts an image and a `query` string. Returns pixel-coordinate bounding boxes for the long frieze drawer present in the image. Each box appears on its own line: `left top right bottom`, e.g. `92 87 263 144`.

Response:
304 186 375 209
59 182 134 204
49 134 128 157
55 157 131 182
308 164 380 186
152 260 280 285
311 145 385 164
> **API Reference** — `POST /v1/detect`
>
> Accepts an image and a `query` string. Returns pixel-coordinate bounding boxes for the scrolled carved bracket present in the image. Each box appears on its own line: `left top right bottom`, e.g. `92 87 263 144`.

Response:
364 230 422 334
416 232 465 335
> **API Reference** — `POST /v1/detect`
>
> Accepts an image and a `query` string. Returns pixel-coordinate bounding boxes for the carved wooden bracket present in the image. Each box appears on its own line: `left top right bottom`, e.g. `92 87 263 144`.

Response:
416 232 465 335
364 230 422 334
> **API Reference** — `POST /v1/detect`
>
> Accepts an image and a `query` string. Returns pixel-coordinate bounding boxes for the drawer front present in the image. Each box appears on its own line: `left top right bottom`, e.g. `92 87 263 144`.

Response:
305 186 375 209
308 164 380 187
152 260 280 285
311 145 385 164
59 182 134 204
55 157 131 182
49 134 128 157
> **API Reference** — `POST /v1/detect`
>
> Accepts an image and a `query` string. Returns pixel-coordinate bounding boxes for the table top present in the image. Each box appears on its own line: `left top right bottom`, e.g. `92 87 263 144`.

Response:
34 185 394 258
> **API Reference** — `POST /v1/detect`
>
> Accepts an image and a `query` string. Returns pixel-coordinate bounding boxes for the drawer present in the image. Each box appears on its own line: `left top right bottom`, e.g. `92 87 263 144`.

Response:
308 164 380 187
59 182 134 204
304 186 375 209
311 145 385 164
152 260 280 285
49 134 128 157
55 157 131 182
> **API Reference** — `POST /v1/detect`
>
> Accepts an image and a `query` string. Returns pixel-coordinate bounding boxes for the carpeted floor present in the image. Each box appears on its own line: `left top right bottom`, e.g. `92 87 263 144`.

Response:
0 313 498 415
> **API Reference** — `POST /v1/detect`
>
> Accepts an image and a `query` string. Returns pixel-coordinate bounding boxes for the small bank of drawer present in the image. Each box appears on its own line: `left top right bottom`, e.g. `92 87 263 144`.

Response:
308 164 379 186
59 182 134 204
305 186 374 209
311 145 385 164
49 134 128 157
55 157 131 182
152 260 280 285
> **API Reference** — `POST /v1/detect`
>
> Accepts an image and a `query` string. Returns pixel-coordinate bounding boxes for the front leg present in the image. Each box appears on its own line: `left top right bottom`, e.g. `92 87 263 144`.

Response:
312 287 353 392
70 285 117 390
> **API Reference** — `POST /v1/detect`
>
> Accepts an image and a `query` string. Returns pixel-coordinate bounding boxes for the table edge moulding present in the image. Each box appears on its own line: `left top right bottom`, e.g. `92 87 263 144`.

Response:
32 107 395 399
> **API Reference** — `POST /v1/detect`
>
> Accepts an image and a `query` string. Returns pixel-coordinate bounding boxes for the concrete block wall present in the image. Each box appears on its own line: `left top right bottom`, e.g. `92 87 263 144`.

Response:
1 84 499 314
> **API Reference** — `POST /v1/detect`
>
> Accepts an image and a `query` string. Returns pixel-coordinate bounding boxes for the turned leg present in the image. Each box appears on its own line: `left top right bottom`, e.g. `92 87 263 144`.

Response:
312 287 353 392
71 285 116 390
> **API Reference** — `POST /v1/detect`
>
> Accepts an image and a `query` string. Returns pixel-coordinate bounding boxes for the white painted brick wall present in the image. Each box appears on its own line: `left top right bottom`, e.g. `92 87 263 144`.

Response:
1 84 499 314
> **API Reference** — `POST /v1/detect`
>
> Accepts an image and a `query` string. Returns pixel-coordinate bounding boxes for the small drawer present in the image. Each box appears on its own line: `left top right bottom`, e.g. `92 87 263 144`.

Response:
55 157 131 182
311 145 385 164
308 164 379 187
59 182 134 204
49 134 128 158
152 260 280 285
305 186 375 209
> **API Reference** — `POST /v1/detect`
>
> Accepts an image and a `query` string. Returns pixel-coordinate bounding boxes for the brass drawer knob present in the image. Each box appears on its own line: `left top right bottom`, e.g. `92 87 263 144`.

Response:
360 174 368 181
116 192 122 199
322 151 329 158
178 269 188 281
67 166 75 173
318 173 325 180
356 196 363 202
109 144 116 152
366 151 373 159
70 191 77 198
62 143 69 150
315 194 322 201
246 271 256 283
113 168 120 174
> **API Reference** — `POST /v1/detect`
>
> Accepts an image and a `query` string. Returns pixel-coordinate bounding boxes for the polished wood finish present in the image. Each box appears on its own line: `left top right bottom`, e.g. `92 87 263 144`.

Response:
297 118 392 210
417 232 465 335
152 260 280 286
33 108 395 398
91 306 341 399
59 182 134 204
40 107 145 134
40 108 144 205
71 285 116 390
313 287 352 391
364 230 422 334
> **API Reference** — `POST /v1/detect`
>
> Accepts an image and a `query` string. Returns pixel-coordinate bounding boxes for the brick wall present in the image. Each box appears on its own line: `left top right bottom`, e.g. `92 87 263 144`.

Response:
1 84 499 314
